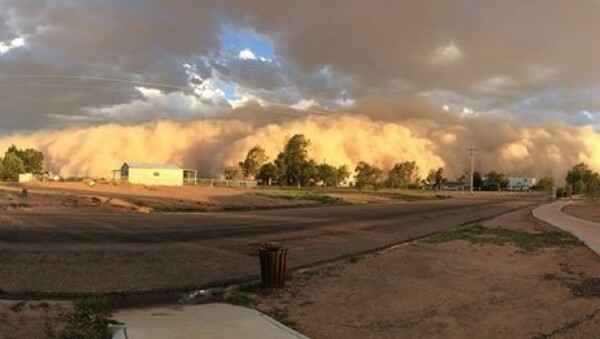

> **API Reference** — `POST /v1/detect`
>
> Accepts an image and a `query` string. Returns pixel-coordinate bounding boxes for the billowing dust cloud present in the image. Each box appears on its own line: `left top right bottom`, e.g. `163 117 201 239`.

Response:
0 100 599 182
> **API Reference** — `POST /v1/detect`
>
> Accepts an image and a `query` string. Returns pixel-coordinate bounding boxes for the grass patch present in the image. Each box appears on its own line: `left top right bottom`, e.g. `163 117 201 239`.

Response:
267 307 295 328
224 292 255 306
387 193 451 201
45 297 116 339
423 225 583 251
255 190 344 205
9 301 26 313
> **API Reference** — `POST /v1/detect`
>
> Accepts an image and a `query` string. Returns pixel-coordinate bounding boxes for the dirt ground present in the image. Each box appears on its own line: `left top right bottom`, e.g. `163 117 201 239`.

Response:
230 207 600 338
0 300 71 338
0 182 465 213
0 182 330 213
563 201 600 223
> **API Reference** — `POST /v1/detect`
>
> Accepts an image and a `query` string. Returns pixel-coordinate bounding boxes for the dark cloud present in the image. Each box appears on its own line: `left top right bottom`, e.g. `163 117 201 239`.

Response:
1 0 600 129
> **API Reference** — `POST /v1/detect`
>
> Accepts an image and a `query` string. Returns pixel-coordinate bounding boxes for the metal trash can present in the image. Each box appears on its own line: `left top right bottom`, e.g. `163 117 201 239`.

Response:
259 242 288 288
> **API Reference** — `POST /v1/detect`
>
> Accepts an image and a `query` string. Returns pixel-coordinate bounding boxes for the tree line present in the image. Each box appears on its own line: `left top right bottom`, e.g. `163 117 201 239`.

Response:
558 162 600 199
0 145 44 181
228 134 463 189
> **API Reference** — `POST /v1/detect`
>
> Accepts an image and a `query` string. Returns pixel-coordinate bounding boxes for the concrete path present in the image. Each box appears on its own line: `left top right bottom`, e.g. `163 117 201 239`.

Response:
533 200 600 255
112 303 308 339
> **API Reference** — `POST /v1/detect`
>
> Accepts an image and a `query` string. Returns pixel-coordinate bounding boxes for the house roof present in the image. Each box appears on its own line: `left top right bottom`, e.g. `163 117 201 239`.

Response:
124 162 182 170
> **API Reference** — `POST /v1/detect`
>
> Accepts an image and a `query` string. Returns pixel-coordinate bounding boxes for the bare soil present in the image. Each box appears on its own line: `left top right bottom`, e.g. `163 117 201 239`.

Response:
563 201 600 223
0 300 71 338
233 207 600 338
0 182 463 213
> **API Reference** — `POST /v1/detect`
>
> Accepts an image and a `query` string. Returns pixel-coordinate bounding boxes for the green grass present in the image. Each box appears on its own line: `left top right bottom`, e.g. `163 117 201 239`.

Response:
255 190 344 205
424 224 583 252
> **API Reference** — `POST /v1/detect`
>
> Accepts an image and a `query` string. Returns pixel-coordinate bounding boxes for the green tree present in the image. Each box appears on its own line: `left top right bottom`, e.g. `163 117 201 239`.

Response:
355 161 383 190
257 163 278 186
317 163 338 187
482 171 508 191
387 161 419 188
239 146 268 180
277 134 312 187
534 177 554 191
299 159 318 186
566 162 593 195
1 153 26 181
5 145 44 174
585 172 600 199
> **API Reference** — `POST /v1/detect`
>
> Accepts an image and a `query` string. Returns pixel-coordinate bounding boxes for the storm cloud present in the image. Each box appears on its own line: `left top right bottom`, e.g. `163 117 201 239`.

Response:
0 1 600 179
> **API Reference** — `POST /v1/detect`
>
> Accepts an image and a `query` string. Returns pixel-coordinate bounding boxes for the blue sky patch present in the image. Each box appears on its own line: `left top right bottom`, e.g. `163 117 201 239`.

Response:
218 24 275 60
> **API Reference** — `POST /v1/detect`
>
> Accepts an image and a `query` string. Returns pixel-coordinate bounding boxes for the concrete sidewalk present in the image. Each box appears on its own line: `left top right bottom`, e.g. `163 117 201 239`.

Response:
533 200 600 256
111 303 309 339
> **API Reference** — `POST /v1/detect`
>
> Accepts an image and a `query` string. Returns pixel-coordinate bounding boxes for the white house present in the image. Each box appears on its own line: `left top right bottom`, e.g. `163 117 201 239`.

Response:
114 162 197 186
507 177 536 191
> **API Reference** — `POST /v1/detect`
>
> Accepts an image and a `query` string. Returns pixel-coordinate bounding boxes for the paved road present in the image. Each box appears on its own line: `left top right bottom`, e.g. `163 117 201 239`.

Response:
0 197 539 295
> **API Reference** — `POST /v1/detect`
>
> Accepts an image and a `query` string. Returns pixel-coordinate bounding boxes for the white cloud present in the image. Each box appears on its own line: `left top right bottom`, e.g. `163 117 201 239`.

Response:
473 76 518 93
429 42 464 65
291 99 317 110
0 36 25 55
238 48 256 60
86 82 229 122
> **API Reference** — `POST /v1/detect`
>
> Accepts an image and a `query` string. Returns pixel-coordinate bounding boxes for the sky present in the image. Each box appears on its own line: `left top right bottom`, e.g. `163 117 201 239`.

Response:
0 0 600 179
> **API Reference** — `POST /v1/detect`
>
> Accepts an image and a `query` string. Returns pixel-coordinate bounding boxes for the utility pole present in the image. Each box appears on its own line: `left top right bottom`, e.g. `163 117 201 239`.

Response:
466 139 478 195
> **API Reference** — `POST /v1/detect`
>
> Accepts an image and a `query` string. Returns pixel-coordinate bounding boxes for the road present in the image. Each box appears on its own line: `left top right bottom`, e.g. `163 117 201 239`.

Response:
0 197 539 295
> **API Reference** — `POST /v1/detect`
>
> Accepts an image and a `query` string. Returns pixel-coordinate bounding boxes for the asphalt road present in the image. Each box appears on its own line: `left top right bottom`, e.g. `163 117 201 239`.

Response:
0 197 540 295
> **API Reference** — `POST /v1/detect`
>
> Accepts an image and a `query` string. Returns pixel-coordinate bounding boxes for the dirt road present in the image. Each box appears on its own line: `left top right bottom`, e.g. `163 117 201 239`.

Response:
0 197 540 295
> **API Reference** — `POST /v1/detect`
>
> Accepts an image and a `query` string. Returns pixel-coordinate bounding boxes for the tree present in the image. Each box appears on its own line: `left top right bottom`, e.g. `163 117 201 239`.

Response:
317 163 338 187
482 171 508 191
387 161 420 188
1 153 26 181
257 163 278 185
425 168 446 190
355 161 383 190
337 165 351 186
585 172 600 199
566 163 593 195
299 159 318 186
473 171 483 190
534 177 554 191
5 145 44 174
585 172 600 200
279 134 312 187
223 166 240 180
239 146 268 180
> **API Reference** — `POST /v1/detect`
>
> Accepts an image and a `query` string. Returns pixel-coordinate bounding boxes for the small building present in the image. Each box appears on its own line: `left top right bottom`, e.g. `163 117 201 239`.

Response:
507 177 536 191
18 173 34 183
113 162 197 186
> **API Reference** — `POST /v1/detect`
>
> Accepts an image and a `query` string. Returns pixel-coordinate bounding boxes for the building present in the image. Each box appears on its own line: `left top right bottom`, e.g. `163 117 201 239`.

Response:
114 162 197 186
507 177 536 191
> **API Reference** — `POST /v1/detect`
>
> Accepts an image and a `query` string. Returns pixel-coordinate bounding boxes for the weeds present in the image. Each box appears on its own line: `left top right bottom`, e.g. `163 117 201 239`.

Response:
50 297 116 339
255 191 344 205
224 292 255 306
388 193 451 201
424 225 582 252
267 307 295 328
348 255 363 263
9 301 26 313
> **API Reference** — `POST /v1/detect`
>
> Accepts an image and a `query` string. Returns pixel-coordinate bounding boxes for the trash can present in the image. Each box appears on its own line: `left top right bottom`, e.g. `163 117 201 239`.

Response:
259 242 287 288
